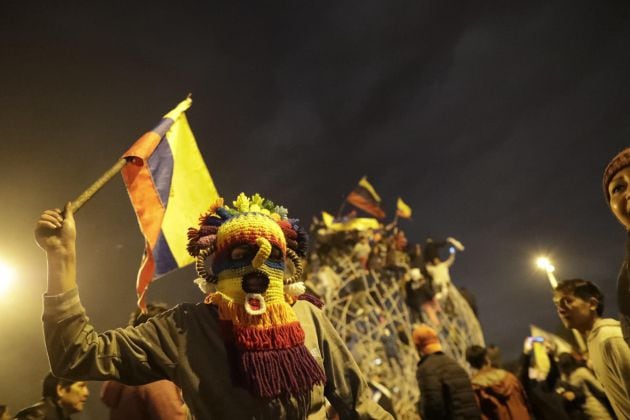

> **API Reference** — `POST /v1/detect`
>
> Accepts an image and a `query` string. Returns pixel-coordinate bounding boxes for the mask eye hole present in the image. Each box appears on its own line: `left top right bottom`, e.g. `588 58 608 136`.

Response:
229 244 255 261
268 246 283 261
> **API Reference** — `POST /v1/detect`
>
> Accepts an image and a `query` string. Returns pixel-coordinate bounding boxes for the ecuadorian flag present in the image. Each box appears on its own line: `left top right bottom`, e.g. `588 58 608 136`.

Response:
121 97 218 309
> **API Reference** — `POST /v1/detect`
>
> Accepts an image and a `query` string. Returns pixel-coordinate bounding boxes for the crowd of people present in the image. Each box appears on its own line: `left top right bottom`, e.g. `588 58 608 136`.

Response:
2 149 629 419
412 276 629 420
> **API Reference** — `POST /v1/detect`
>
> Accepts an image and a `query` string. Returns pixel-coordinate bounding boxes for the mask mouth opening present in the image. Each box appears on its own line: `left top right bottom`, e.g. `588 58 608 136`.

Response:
241 271 270 293
244 293 266 315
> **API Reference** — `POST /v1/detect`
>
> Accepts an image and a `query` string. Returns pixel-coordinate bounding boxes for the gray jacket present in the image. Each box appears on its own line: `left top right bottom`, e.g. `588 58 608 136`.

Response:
43 288 390 419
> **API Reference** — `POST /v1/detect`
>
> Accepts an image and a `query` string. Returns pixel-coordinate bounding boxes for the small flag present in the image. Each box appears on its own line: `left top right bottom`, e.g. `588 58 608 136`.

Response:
396 197 412 219
346 176 386 219
121 97 219 309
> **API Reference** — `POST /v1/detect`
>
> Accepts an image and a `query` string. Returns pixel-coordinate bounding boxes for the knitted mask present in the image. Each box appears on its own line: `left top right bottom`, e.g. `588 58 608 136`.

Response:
187 193 325 400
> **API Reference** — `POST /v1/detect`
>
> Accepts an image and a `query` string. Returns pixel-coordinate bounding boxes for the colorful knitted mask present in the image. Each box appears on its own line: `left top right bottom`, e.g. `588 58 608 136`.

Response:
187 193 325 400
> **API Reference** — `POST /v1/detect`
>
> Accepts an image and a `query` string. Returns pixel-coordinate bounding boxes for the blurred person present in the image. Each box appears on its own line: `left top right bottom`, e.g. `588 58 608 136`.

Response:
35 193 390 419
486 344 503 369
404 268 430 323
518 337 569 420
100 302 188 420
14 373 89 420
352 236 371 268
553 279 630 418
368 374 397 420
603 147 630 346
553 379 587 420
465 345 530 419
556 352 613 419
413 324 480 420
424 237 464 301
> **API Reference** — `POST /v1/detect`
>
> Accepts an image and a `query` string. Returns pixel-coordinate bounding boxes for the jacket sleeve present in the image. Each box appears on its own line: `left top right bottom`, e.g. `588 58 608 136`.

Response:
602 336 630 395
313 306 392 419
43 287 180 385
574 367 606 398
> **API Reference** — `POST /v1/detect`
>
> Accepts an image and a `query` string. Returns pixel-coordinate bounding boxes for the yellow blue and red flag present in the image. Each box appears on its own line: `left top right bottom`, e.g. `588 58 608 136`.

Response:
121 97 218 309
346 176 386 219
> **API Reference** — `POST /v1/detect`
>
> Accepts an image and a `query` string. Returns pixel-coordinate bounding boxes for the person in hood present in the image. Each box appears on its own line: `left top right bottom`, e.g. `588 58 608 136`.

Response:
553 279 630 419
602 147 630 347
465 345 531 419
100 303 188 420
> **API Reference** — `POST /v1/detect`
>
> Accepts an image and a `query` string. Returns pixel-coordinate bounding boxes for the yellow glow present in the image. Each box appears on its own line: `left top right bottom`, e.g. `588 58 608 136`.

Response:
536 257 555 272
0 261 16 295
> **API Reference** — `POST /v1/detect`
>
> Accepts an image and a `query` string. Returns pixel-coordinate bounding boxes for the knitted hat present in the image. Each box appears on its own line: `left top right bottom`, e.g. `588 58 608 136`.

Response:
412 324 442 354
603 148 630 204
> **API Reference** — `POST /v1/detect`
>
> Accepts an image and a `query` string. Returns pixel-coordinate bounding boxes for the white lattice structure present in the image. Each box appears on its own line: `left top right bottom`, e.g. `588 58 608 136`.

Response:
309 255 420 418
307 222 486 418
423 283 485 372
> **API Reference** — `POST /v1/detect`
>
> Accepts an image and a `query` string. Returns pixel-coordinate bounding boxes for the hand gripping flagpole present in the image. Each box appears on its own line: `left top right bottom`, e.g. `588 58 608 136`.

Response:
67 94 193 214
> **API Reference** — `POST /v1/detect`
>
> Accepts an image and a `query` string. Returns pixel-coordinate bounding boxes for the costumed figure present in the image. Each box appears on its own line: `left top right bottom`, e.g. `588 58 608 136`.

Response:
186 193 326 402
38 193 390 419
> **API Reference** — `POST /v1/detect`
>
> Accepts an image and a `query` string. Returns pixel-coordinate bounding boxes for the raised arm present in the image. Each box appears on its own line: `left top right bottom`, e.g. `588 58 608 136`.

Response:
34 203 77 295
35 204 179 385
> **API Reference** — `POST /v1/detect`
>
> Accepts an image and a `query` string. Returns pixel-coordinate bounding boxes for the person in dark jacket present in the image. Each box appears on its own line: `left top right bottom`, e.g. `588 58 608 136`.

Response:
603 147 630 347
14 373 89 420
518 338 570 420
556 353 612 420
413 324 480 420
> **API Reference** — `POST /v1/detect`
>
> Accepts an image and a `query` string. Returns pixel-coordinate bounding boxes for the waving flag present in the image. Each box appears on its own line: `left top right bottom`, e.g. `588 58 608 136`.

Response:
396 197 412 219
121 98 218 308
346 176 386 219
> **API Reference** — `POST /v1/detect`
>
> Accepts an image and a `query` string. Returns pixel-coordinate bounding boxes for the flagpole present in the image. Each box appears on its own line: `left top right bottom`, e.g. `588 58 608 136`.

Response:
335 197 348 221
69 157 131 213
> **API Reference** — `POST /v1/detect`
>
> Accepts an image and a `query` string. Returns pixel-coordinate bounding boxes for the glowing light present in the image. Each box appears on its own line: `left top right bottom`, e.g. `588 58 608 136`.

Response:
0 261 16 295
535 256 558 289
536 257 555 273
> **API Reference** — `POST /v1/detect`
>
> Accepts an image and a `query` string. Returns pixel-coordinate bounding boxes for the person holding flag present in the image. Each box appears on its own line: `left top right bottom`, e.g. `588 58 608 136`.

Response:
35 100 389 419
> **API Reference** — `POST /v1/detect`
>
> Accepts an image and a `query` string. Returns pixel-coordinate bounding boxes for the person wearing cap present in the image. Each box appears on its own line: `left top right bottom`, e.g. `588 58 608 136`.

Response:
603 147 630 347
412 324 480 419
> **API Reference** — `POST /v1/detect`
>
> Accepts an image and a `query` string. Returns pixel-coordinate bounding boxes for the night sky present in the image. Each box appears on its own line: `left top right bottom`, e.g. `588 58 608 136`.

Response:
2 1 630 417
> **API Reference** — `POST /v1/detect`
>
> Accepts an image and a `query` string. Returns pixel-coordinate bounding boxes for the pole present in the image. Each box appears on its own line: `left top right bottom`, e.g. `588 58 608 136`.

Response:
335 197 348 221
69 157 130 213
545 270 558 289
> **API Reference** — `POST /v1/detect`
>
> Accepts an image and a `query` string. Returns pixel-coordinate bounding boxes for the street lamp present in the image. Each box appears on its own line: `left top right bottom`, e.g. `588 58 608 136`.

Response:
536 256 557 289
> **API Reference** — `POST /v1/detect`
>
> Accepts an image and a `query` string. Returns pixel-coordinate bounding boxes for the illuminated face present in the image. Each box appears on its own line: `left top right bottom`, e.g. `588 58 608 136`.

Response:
553 291 597 333
608 167 630 230
212 213 287 315
58 381 89 414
